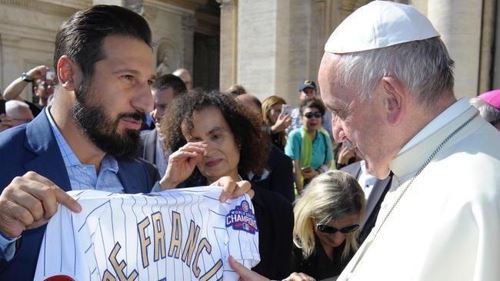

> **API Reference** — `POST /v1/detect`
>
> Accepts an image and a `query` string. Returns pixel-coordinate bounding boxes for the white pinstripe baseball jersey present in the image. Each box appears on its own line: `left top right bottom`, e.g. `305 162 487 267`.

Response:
34 187 260 281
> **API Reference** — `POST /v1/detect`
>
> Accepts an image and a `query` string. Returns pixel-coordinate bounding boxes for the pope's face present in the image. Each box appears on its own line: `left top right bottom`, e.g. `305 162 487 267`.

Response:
318 53 392 178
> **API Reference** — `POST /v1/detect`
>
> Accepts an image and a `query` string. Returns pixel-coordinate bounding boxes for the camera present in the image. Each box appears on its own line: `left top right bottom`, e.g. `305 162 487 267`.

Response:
46 70 55 81
281 104 293 116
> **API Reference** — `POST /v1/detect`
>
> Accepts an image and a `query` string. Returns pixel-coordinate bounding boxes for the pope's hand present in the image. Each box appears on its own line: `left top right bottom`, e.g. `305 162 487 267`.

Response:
228 256 269 281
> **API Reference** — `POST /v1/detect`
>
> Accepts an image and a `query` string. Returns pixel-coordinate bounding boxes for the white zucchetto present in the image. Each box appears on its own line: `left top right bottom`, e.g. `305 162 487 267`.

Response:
325 1 440 54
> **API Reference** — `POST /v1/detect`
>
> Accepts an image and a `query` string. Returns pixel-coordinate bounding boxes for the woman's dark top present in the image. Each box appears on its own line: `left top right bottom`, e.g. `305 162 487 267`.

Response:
251 184 294 279
270 132 285 152
291 236 353 280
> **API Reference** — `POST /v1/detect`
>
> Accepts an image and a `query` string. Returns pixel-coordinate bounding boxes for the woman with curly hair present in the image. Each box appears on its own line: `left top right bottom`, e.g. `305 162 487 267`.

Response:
261 95 291 151
159 90 294 280
290 170 365 280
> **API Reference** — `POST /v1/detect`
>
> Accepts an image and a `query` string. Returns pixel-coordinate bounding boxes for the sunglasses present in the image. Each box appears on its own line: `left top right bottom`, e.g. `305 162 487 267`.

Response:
304 112 322 119
316 223 359 234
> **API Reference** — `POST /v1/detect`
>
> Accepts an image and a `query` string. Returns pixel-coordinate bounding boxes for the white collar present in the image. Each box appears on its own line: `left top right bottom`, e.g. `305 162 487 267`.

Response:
390 98 478 178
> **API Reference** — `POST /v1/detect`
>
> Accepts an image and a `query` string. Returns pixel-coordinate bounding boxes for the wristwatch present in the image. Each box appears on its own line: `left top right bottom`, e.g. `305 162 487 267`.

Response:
21 72 33 83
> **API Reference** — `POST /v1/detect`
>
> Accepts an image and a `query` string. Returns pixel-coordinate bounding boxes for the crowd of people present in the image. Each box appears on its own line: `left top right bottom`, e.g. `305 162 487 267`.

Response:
0 2 499 281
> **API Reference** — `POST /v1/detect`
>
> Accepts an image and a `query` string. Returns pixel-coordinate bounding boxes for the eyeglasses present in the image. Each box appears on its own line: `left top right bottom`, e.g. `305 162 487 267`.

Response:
304 112 322 119
316 223 359 234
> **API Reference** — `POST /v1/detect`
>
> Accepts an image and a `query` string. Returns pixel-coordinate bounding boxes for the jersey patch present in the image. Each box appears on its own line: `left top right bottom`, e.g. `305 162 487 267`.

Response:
225 200 258 234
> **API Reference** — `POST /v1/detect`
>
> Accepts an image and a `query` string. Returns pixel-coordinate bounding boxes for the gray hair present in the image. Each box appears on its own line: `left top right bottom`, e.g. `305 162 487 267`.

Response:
333 37 455 106
470 97 500 124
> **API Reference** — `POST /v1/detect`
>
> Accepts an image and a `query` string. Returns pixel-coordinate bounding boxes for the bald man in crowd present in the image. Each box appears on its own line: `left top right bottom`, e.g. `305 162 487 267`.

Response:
0 100 34 132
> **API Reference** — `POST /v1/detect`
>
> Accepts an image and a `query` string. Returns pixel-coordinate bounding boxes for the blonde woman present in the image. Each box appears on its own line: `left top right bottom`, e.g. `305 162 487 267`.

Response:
261 95 291 151
291 170 365 280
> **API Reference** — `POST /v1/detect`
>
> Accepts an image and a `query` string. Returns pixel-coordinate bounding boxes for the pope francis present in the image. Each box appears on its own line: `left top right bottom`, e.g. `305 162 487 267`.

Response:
229 1 500 281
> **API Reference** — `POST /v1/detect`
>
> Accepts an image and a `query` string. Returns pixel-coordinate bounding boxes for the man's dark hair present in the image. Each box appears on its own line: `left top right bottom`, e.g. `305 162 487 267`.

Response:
56 5 152 159
151 74 187 96
54 5 152 89
161 90 269 185
226 84 247 96
244 94 262 111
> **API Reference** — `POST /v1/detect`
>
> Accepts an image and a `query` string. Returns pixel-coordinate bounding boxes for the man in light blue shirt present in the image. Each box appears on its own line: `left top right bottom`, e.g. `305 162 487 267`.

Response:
0 6 159 280
0 5 247 280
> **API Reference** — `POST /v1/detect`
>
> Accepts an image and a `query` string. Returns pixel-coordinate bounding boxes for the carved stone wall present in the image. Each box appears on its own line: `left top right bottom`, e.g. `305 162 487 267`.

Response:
144 1 194 77
0 1 83 99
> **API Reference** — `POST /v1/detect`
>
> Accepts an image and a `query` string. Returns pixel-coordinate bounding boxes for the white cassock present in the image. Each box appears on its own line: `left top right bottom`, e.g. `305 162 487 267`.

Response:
338 99 500 281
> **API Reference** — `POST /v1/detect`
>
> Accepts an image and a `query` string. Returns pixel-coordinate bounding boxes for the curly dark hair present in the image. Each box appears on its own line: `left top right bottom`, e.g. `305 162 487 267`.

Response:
160 90 269 185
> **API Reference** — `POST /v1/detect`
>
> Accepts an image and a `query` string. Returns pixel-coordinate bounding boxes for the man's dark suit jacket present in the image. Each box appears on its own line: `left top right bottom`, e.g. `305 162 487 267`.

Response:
341 161 392 244
139 129 158 165
0 112 159 280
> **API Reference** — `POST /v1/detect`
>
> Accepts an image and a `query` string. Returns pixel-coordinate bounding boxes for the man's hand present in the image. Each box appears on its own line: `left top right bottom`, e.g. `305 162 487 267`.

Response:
228 256 316 281
0 114 16 132
228 256 269 281
0 171 81 238
301 167 318 180
211 176 252 202
160 142 207 189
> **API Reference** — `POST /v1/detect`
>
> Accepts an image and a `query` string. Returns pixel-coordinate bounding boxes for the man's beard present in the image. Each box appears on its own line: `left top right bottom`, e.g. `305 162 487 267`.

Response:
71 86 144 158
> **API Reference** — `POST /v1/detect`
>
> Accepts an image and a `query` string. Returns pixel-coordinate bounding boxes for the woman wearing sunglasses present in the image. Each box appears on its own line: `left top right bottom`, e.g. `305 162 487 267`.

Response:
285 98 334 194
289 170 365 280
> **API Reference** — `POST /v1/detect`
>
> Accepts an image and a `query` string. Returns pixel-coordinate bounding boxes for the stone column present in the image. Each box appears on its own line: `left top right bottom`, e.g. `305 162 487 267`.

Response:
478 0 495 92
236 0 278 99
427 0 483 98
217 0 238 91
495 0 500 88
181 14 195 73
